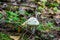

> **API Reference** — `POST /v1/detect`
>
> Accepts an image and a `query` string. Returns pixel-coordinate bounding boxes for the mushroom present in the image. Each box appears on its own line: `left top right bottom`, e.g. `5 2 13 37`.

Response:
22 17 39 25
22 17 39 40
26 17 39 25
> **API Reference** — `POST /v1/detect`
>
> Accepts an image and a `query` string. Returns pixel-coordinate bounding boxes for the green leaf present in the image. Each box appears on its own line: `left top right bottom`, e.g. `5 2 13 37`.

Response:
0 32 12 40
53 7 58 12
0 13 3 19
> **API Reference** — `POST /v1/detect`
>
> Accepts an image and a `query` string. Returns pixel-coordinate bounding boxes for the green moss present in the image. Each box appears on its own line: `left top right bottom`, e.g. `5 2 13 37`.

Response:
0 32 12 40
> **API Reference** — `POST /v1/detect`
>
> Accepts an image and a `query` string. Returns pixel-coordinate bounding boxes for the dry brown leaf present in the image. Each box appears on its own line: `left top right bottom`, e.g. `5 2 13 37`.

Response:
54 0 60 3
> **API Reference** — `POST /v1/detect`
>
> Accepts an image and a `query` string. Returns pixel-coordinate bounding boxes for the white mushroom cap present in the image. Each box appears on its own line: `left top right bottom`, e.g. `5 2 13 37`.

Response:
26 17 39 25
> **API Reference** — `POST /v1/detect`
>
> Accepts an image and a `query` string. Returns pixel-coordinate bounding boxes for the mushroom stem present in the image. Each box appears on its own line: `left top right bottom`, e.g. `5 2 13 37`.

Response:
32 26 35 34
32 26 36 40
